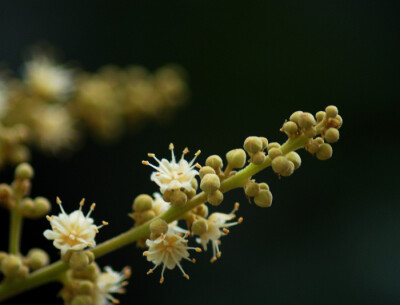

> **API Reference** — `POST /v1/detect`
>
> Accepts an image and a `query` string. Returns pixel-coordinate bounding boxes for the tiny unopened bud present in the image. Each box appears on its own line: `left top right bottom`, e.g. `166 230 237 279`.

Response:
268 147 282 160
77 280 94 295
336 115 343 128
289 111 303 124
1 255 22 277
226 149 246 169
71 295 93 305
0 184 12 203
20 198 35 217
286 152 301 169
190 178 198 190
306 140 320 154
254 190 273 208
15 163 34 180
303 126 317 138
85 251 95 264
194 204 208 218
170 190 187 207
258 182 270 190
200 174 220 194
280 161 295 177
298 112 316 129
243 136 263 154
271 156 291 175
250 151 265 165
283 121 298 136
205 155 223 171
150 219 168 236
133 194 153 212
141 210 156 222
192 219 208 235
16 265 29 279
325 105 338 118
316 111 325 122
27 248 49 270
199 166 216 179
207 190 223 206
73 263 99 281
245 182 260 197
324 128 340 143
315 137 324 144
32 197 51 218
69 252 90 271
260 137 268 150
316 143 333 160
267 142 281 150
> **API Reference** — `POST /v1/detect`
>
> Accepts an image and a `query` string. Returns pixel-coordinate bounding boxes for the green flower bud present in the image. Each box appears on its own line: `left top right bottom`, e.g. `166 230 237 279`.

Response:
32 197 51 218
186 188 196 199
205 155 223 171
71 295 93 305
20 198 35 217
243 136 263 154
303 126 317 138
245 182 260 197
316 143 333 160
1 254 22 277
260 137 269 150
258 182 270 190
271 156 291 175
16 265 29 279
73 263 99 281
0 184 12 203
286 152 301 170
298 112 316 129
306 140 320 155
268 147 282 160
289 111 303 124
77 280 94 295
226 149 246 169
316 111 325 122
267 142 281 150
199 166 216 179
325 105 338 118
85 251 95 264
280 161 295 177
150 219 168 236
254 190 273 208
315 137 324 144
207 190 224 206
192 219 208 235
141 210 156 222
283 121 298 135
194 204 208 218
12 179 31 197
336 115 343 128
200 174 220 194
15 163 34 180
190 178 198 190
251 151 265 165
324 128 340 143
69 252 90 271
133 194 153 212
170 190 187 207
27 248 49 270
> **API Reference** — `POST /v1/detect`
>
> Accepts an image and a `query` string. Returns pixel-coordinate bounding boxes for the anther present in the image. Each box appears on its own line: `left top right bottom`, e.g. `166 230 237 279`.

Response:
142 161 149 166
195 150 201 156
90 203 96 210
238 217 243 223
160 277 165 284
46 215 51 221
79 198 85 207
195 163 202 169
102 221 109 226
183 147 189 155
223 228 230 234
56 197 62 204
195 247 202 253
147 269 153 275
148 153 155 158
210 257 217 263
143 251 149 256
183 274 190 280
169 143 174 150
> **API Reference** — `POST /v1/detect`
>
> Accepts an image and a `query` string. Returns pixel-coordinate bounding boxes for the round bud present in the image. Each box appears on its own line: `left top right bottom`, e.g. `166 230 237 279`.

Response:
268 147 282 160
133 194 153 212
289 111 303 124
316 143 333 160
280 161 295 177
298 112 316 129
243 136 263 154
258 182 270 190
32 197 51 218
69 252 90 271
0 184 12 203
199 166 216 179
15 163 34 180
267 142 281 150
16 265 29 279
200 174 220 194
77 280 94 295
170 190 187 207
226 149 246 169
325 105 338 118
73 263 99 281
1 255 22 277
315 137 324 144
194 204 208 218
192 219 208 235
27 248 49 270
303 126 317 138
283 121 298 135
336 115 343 128
251 151 265 165
85 251 95 264
71 295 93 305
306 140 320 155
20 198 35 217
286 152 301 169
260 137 268 150
150 219 168 236
254 190 273 208
324 128 340 143
245 182 260 197
190 178 198 190
141 210 156 222
207 190 224 206
316 111 325 122
271 156 291 175
205 155 223 171
186 188 196 199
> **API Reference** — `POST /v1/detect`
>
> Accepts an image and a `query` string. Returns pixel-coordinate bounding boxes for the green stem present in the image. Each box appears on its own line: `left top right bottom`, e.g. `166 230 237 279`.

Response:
9 205 23 255
0 135 309 302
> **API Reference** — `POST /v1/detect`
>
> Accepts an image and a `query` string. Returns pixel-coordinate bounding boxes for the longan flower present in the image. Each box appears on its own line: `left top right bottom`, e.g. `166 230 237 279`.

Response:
142 143 201 194
196 203 243 263
94 266 131 305
143 228 201 283
43 197 108 255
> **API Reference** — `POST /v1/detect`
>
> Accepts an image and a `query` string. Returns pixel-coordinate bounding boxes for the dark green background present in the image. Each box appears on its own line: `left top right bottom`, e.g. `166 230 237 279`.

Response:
0 1 399 304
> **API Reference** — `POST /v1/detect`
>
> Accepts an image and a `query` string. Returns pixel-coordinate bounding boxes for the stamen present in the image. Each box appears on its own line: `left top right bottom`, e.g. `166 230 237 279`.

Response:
143 251 149 256
148 153 155 158
46 215 51 221
195 163 202 169
223 228 230 234
79 198 85 209
142 160 149 165
210 257 217 263
183 274 190 280
102 221 109 226
56 197 66 214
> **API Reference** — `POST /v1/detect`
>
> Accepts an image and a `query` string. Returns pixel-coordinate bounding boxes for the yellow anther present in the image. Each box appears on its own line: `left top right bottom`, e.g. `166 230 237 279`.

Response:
169 143 174 150
183 147 189 155
142 160 149 166
56 197 62 204
160 277 165 284
79 198 85 206
146 269 153 275
195 247 202 253
148 153 155 158
183 274 190 280
143 251 149 256
195 163 202 169
90 203 96 210
102 221 109 226
238 217 243 223
195 150 201 156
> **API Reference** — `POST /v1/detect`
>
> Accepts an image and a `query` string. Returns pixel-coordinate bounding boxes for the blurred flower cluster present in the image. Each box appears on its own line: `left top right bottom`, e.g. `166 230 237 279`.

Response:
0 47 188 168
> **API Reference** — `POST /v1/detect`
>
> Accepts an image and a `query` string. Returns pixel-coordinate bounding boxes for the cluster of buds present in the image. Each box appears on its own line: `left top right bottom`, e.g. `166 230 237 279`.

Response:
243 136 268 165
0 124 30 168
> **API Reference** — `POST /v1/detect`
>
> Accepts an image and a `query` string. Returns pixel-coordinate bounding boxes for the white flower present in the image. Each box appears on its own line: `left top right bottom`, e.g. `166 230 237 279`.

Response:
143 143 200 194
144 228 201 283
197 203 243 262
151 192 186 234
23 55 73 100
43 197 107 255
94 266 131 305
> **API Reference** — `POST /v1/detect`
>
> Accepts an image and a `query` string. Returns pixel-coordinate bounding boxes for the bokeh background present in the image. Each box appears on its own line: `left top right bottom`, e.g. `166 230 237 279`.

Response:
0 1 399 304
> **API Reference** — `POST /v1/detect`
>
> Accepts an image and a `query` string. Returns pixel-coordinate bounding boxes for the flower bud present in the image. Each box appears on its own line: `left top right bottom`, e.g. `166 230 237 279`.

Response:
12 179 31 197
271 156 291 175
298 112 316 129
245 181 260 197
27 248 49 270
170 190 187 207
254 190 273 208
324 128 339 143
315 137 324 144
15 163 34 180
325 105 338 118
205 155 223 171
20 198 35 217
303 126 317 138
286 152 301 170
193 204 208 218
280 161 295 177
1 254 22 277
268 147 282 160
283 121 298 136
73 263 99 281
251 151 265 165
141 210 156 222
10 146 30 165
289 111 303 124
306 140 320 154
150 219 168 237
77 280 94 295
190 178 198 190
243 136 263 154
200 174 220 194
71 295 93 305
226 149 246 169
267 142 281 150
316 111 325 122
16 265 29 279
207 190 223 206
260 137 268 150
32 197 51 218
69 252 90 271
316 143 333 160
258 182 270 190
192 219 208 235
85 251 95 264
199 166 216 179
0 184 12 203
133 194 153 212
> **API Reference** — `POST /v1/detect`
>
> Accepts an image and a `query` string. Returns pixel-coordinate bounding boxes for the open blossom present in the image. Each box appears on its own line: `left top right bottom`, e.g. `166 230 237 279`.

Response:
23 55 73 100
197 203 243 262
43 197 107 255
142 143 200 194
94 266 131 305
144 228 201 283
